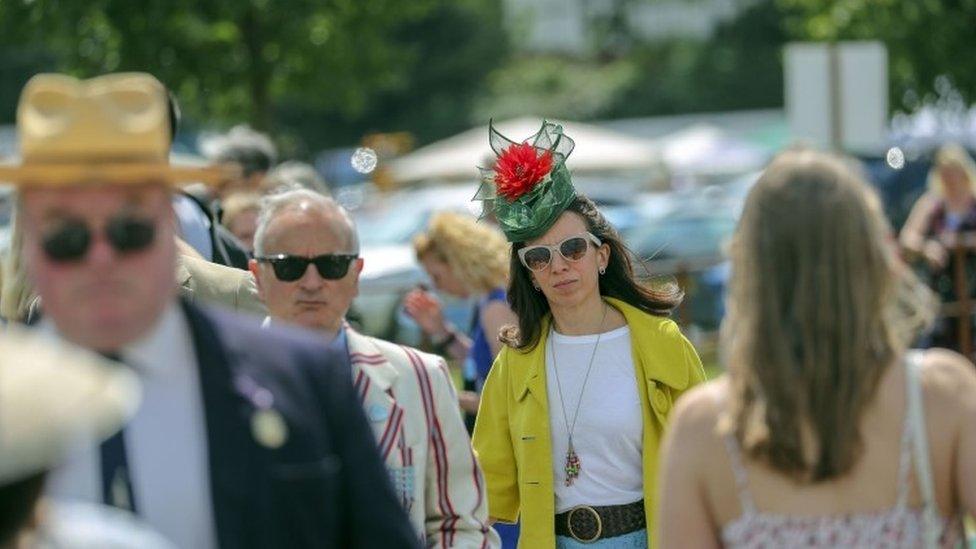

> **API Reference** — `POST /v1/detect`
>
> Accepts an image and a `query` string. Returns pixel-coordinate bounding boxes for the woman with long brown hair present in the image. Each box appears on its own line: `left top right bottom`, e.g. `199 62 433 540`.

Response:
471 121 706 548
657 149 976 548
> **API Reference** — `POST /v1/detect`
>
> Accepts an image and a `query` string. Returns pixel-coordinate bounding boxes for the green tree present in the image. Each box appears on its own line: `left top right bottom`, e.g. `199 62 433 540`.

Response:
474 0 787 122
0 0 505 151
615 0 787 116
777 0 976 111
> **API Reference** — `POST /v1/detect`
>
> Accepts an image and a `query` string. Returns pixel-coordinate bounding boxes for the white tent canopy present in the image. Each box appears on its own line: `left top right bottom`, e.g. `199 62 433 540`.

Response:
657 124 769 177
386 117 663 185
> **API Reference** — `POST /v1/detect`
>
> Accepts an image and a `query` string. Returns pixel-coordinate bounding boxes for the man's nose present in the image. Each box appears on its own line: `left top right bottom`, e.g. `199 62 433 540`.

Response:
85 229 122 266
297 263 325 289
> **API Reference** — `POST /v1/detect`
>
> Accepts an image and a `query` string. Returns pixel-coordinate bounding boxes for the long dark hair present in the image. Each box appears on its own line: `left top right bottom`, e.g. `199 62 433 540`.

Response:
499 194 683 350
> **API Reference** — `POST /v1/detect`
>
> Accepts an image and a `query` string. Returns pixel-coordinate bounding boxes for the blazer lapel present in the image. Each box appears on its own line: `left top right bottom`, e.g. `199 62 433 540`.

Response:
181 301 253 549
344 329 406 463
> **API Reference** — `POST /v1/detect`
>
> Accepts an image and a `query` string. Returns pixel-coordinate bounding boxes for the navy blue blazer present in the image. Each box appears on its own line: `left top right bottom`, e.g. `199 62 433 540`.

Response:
182 302 419 548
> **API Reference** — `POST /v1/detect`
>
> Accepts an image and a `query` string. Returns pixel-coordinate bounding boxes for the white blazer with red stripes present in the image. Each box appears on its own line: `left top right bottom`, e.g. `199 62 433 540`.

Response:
345 327 499 548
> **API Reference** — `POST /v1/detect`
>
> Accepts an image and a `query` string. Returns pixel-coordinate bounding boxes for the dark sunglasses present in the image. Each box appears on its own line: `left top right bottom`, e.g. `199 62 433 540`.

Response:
517 232 602 272
41 215 157 263
255 253 358 282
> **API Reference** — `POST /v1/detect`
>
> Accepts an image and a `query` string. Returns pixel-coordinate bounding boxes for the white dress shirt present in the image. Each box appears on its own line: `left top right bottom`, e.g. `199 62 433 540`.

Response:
46 303 218 549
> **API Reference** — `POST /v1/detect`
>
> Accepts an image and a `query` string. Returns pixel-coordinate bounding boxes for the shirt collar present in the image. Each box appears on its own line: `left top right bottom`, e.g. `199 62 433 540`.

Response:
121 302 188 376
261 315 345 350
38 301 187 376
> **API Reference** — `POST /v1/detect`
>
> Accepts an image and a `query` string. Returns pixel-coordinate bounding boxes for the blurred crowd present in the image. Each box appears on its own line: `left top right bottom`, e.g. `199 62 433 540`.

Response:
0 71 973 549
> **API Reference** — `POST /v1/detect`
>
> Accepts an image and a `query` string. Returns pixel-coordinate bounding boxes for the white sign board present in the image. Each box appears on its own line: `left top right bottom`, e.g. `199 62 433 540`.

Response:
785 41 888 153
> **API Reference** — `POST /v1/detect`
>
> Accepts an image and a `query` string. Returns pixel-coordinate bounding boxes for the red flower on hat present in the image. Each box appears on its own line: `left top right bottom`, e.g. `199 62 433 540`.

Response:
494 142 554 201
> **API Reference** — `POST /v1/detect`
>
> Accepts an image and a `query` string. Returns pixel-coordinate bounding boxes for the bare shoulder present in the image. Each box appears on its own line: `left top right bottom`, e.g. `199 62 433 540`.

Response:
919 348 976 407
481 299 512 316
480 299 516 324
669 377 730 443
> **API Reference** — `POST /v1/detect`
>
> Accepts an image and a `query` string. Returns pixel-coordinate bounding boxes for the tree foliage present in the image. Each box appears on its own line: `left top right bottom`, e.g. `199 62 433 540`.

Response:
777 0 976 111
0 0 505 151
476 0 787 122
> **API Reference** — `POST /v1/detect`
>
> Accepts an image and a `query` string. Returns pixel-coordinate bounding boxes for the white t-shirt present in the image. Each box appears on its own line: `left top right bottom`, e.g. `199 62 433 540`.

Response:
545 325 644 512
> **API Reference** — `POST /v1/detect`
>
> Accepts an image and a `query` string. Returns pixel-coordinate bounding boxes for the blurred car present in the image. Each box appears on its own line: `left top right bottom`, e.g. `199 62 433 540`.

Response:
621 173 758 331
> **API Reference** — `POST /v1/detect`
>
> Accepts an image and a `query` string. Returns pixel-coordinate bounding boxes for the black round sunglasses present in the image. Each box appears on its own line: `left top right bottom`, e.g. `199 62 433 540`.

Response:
41 216 157 263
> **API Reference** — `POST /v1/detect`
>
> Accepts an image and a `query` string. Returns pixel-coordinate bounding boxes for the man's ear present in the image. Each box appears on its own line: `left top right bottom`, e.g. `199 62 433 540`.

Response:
350 258 365 292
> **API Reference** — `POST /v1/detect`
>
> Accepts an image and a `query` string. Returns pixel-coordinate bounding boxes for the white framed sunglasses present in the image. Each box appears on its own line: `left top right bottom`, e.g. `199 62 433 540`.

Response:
517 232 602 272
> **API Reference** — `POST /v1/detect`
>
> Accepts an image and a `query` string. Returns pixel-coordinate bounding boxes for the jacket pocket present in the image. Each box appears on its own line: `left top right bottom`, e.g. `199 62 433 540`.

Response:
269 455 341 546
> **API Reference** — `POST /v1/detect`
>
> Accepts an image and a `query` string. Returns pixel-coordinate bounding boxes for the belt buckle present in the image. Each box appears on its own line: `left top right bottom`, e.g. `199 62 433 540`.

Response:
567 505 602 544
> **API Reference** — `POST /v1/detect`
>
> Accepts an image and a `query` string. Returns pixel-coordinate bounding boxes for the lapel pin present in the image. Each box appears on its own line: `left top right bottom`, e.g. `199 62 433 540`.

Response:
367 403 389 423
251 408 288 449
237 375 289 449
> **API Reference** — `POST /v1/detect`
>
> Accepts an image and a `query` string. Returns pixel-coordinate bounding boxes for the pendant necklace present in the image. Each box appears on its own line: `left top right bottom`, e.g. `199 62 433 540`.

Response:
549 302 609 487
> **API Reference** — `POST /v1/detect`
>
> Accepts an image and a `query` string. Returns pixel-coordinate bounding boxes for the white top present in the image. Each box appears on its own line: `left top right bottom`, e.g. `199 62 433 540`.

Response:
36 500 177 549
46 303 218 549
545 325 644 512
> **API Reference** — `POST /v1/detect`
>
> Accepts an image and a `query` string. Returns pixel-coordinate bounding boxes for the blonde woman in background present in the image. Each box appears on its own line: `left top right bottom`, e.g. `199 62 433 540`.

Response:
405 211 521 548
658 149 975 548
901 143 976 352
404 211 516 417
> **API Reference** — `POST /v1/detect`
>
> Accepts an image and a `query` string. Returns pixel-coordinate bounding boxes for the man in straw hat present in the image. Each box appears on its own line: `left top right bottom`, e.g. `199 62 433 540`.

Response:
0 72 418 548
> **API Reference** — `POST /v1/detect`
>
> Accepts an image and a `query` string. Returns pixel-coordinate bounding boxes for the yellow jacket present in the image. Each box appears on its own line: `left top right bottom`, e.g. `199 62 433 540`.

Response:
472 297 706 548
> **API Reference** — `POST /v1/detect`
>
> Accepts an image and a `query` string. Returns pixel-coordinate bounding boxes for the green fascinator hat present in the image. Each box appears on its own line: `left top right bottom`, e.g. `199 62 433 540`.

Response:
474 120 577 242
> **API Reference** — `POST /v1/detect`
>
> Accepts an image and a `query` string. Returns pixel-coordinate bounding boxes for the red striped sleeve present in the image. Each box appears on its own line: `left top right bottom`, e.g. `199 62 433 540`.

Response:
403 347 461 547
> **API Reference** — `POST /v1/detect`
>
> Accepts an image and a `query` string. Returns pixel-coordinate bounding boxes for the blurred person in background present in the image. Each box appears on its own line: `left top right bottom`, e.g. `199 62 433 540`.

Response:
164 90 249 269
405 211 520 549
261 160 331 196
249 189 499 548
657 149 975 548
405 211 516 421
900 143 976 353
219 192 261 253
202 125 277 198
0 327 176 548
2 72 417 548
471 122 706 548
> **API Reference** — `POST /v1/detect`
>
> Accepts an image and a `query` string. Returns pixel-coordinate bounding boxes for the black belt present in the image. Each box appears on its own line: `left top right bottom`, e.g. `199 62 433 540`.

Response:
554 499 645 543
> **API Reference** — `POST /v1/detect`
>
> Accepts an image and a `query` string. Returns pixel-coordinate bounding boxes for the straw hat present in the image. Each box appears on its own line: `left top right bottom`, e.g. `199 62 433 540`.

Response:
0 72 235 187
0 326 140 485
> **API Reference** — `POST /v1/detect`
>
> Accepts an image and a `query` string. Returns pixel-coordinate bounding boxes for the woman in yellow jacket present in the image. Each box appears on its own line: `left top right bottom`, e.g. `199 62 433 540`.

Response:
471 121 706 548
